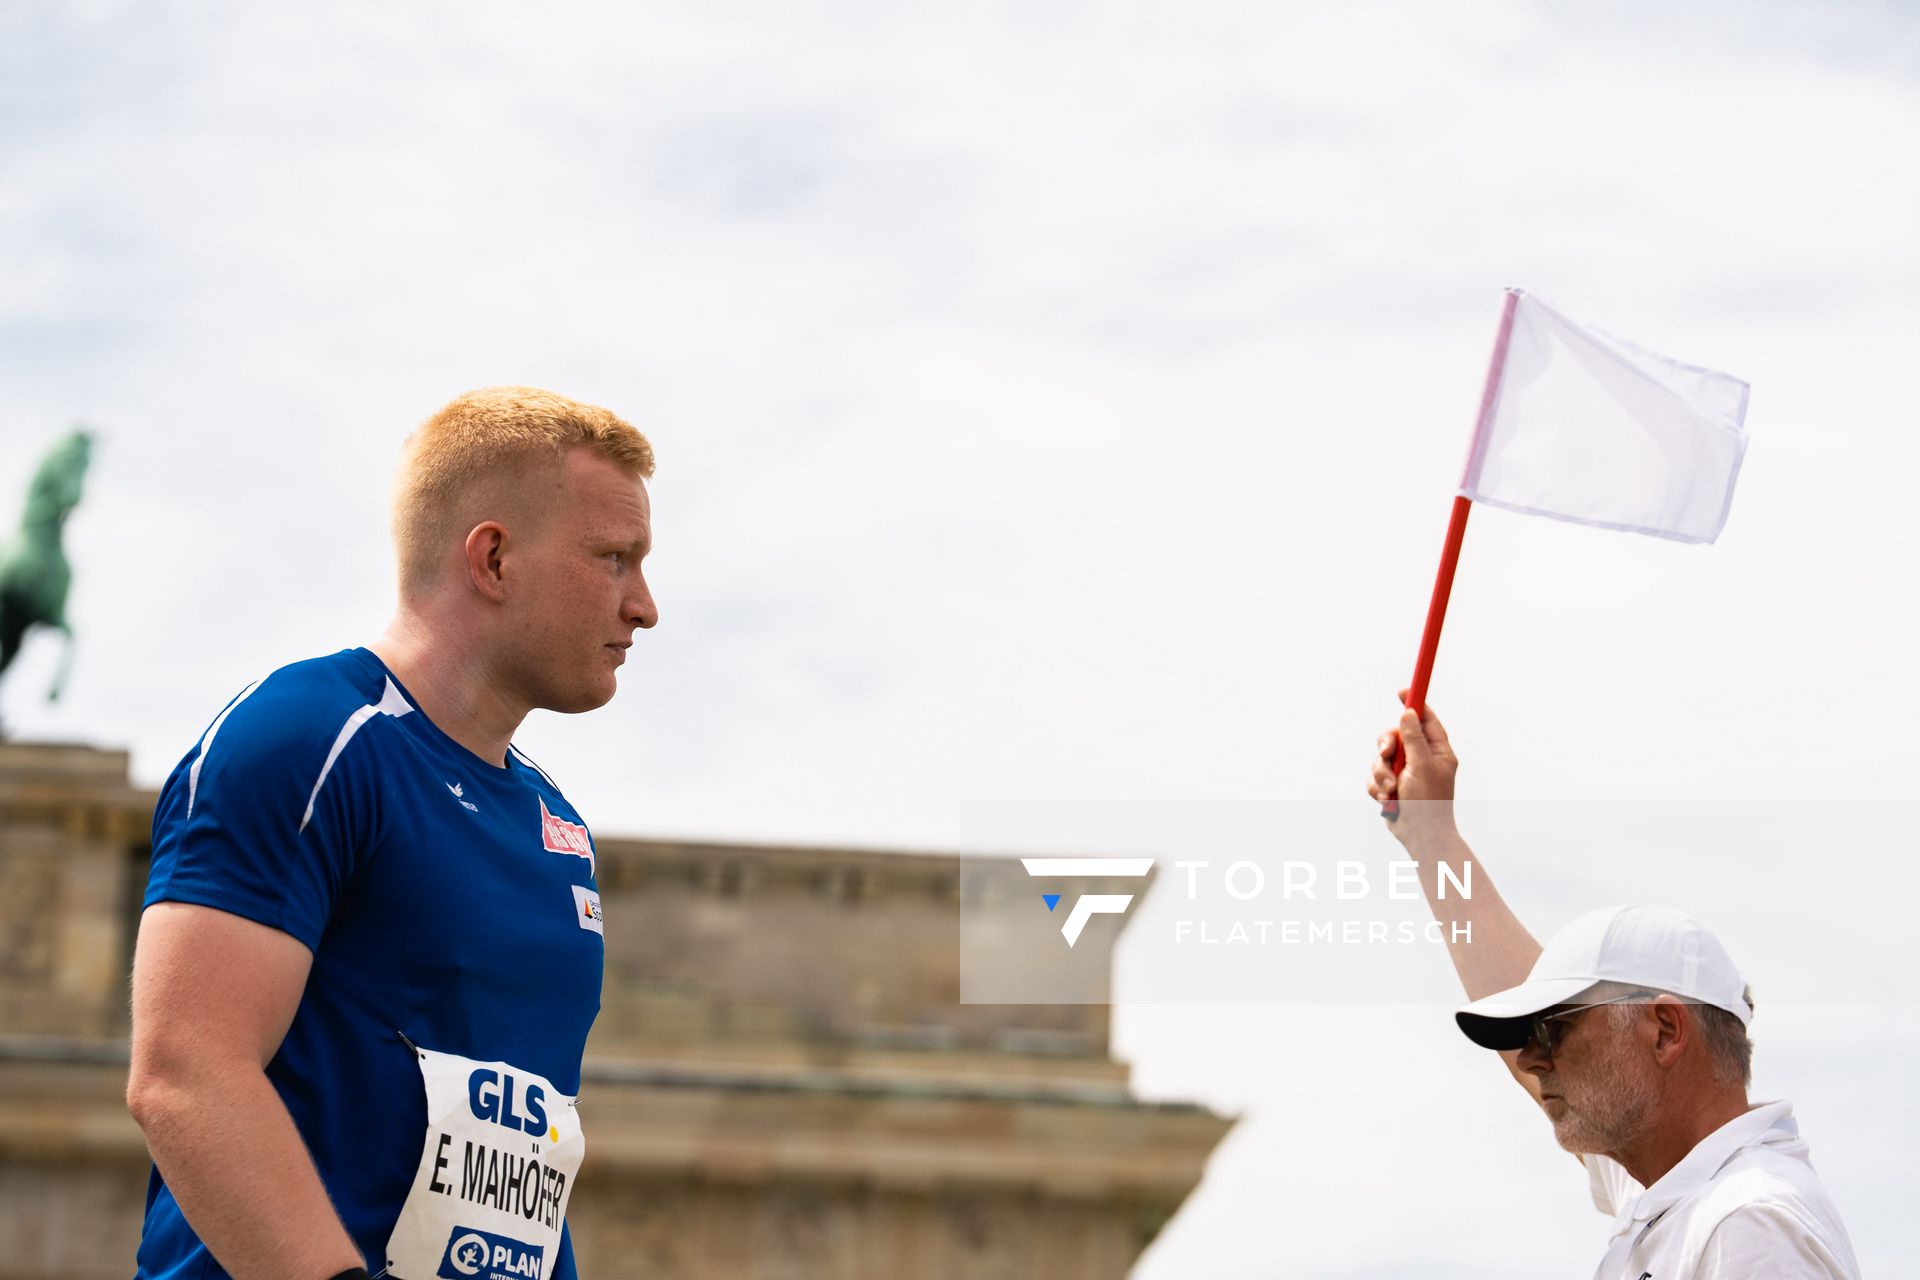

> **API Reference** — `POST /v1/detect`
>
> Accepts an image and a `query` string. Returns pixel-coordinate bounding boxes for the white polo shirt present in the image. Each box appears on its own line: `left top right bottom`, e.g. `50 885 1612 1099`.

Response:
1584 1100 1860 1279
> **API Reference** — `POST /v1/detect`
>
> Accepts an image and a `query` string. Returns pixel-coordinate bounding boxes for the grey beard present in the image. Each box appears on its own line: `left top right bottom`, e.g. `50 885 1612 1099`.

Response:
1541 1011 1661 1156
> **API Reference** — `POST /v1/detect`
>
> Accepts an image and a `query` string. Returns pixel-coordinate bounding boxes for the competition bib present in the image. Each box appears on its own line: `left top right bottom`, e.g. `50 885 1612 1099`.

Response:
384 1042 586 1280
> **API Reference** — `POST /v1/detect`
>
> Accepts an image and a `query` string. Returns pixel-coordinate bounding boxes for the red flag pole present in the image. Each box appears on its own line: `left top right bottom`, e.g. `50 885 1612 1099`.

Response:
1385 289 1520 817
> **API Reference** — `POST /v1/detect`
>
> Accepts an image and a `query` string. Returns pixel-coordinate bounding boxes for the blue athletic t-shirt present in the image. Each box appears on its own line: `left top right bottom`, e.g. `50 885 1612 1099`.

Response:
135 647 604 1279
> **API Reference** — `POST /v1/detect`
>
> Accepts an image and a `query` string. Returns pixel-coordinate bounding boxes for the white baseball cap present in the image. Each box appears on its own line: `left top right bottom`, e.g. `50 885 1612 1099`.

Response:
1456 905 1753 1051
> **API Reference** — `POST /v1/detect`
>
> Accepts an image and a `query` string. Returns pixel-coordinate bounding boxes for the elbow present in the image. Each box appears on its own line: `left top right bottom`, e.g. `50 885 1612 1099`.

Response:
126 1042 267 1138
126 1050 212 1138
125 1063 176 1135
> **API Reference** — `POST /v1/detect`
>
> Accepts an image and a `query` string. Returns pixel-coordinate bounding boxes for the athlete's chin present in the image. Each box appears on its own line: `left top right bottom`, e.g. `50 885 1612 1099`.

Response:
542 678 618 715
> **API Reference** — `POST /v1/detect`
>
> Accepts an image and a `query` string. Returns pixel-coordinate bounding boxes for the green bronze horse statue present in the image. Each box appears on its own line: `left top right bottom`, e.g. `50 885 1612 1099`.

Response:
0 428 92 705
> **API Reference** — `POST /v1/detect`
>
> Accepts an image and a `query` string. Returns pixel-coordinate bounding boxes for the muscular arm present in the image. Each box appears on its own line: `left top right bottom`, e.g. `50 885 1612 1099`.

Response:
1367 699 1546 1099
126 903 364 1279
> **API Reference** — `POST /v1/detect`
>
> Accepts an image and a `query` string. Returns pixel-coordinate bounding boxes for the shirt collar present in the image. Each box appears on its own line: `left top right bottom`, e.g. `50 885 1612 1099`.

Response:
1622 1099 1797 1225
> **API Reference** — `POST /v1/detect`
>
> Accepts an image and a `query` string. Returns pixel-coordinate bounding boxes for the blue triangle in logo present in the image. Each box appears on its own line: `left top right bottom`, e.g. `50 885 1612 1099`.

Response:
1042 893 1061 912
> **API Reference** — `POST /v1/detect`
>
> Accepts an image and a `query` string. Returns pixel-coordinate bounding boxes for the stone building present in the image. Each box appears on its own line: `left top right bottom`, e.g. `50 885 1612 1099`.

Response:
0 741 1230 1278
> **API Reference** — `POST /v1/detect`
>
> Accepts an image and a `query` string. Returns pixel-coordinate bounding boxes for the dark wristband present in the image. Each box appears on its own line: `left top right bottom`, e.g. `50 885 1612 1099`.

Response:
326 1270 371 1280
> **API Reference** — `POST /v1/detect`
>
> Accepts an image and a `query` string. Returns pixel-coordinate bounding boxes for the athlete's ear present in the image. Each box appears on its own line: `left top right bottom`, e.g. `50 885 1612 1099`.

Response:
462 522 511 604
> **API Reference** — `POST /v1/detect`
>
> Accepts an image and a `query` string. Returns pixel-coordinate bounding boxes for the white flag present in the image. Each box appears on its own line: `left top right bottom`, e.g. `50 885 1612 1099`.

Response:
1460 289 1749 544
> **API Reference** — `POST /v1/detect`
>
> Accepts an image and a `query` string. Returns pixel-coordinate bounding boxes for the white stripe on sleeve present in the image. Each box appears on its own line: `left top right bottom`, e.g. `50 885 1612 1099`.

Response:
186 678 264 818
298 677 414 833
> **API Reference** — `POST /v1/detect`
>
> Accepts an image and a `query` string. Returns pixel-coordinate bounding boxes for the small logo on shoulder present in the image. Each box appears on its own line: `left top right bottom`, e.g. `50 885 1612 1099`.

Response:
436 1224 543 1279
540 797 594 869
572 884 604 936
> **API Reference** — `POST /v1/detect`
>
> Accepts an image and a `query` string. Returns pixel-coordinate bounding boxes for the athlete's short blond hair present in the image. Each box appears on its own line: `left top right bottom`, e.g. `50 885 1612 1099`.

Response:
392 386 654 595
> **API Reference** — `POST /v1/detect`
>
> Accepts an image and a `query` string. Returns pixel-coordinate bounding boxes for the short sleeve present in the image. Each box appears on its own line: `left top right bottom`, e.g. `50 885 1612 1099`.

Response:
145 676 381 951
1582 1152 1641 1217
1698 1203 1857 1279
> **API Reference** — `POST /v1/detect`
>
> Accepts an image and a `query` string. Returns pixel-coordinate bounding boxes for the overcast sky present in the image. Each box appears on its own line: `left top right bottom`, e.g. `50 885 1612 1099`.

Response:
3 2 1916 1276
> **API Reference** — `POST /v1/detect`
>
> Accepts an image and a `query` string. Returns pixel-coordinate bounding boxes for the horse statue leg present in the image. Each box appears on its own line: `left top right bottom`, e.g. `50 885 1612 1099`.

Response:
48 616 74 702
0 583 19 734
0 581 26 683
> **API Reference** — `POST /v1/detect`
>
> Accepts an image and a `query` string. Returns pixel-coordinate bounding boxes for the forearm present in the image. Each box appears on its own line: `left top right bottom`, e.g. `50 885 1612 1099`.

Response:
1400 823 1541 1001
1398 821 1548 1093
130 1064 362 1280
1371 706 1554 1097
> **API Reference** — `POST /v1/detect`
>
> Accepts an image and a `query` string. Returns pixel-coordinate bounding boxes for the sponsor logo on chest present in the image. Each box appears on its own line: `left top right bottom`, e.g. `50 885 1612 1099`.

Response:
538 797 593 870
572 884 603 936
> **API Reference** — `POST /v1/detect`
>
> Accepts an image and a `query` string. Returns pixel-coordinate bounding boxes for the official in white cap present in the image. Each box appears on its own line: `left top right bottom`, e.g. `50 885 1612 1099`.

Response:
1368 698 1860 1280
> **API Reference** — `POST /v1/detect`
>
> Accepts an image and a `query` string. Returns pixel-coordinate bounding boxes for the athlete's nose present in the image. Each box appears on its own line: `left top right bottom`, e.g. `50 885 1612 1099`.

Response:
625 573 658 630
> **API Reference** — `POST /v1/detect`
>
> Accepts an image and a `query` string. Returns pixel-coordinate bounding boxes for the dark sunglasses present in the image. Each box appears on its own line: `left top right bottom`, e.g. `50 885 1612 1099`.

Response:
1528 990 1655 1059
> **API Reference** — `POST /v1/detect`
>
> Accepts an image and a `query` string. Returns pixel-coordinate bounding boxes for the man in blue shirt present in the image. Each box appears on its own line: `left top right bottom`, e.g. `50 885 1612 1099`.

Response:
127 387 658 1280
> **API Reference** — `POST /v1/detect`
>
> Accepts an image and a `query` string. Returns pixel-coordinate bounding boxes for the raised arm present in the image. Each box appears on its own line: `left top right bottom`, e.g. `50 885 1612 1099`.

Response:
126 903 364 1279
1367 696 1545 1095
